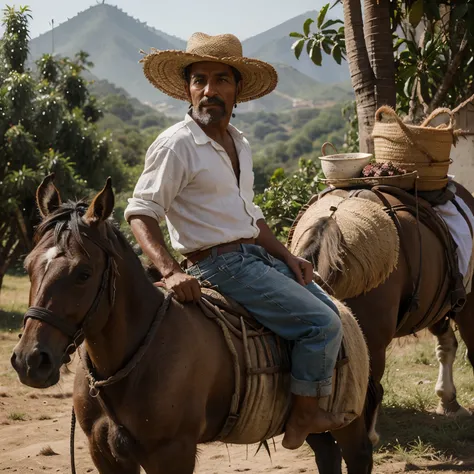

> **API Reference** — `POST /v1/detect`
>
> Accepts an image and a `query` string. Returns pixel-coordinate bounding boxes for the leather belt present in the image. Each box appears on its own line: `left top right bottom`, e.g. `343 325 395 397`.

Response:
182 238 256 269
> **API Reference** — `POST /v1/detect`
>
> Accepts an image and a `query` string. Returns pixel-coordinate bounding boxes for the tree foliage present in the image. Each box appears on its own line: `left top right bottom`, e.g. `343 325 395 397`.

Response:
254 159 324 240
0 5 128 290
292 0 474 150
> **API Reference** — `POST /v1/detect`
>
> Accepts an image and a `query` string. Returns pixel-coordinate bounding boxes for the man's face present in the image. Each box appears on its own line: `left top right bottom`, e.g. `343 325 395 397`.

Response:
187 61 241 126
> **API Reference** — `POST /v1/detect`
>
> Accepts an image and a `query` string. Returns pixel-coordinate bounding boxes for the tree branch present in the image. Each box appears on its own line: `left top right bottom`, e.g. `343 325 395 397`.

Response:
428 29 469 112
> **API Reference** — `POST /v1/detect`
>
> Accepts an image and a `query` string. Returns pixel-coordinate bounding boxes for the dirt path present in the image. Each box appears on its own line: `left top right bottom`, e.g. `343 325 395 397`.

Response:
1 333 473 473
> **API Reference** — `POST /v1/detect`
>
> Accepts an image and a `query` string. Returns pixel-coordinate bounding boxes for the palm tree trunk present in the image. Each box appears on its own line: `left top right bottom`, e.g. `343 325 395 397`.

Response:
343 0 377 153
363 0 396 109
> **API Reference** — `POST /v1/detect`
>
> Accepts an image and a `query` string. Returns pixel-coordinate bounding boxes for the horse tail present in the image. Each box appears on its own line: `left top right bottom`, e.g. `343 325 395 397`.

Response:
298 216 345 281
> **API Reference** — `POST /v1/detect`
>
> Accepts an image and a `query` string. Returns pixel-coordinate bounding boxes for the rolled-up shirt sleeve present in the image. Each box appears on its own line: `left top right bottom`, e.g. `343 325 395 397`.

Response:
252 203 265 221
124 142 189 223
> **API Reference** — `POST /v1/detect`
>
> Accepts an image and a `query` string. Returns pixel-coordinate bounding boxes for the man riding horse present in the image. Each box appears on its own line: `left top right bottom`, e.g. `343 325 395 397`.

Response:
124 32 344 449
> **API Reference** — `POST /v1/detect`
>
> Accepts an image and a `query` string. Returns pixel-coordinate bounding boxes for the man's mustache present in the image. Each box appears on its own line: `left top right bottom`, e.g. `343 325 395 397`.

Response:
199 97 225 108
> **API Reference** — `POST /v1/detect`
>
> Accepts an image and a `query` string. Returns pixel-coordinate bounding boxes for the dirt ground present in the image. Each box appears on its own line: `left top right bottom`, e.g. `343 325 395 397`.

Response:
0 330 473 474
1 275 474 473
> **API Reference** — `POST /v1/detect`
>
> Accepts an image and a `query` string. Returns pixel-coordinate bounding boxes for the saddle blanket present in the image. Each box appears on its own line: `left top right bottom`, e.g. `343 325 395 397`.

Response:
433 180 474 293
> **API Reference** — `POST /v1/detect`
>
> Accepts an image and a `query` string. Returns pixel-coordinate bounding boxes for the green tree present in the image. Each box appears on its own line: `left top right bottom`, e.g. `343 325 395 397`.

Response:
0 5 128 291
255 158 324 240
292 1 474 152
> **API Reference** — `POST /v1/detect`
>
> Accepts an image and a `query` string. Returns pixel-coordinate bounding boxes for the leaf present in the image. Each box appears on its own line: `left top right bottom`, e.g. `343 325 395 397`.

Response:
398 64 417 81
322 29 338 35
424 0 440 21
403 76 415 98
303 18 314 36
322 39 332 55
406 40 418 57
292 39 305 60
311 44 323 66
408 0 423 27
289 32 304 38
317 3 330 29
451 3 468 22
321 19 343 30
306 38 315 55
332 44 342 65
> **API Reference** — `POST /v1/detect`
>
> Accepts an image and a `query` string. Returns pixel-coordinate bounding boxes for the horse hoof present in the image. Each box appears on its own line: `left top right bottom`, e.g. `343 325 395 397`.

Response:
436 402 471 418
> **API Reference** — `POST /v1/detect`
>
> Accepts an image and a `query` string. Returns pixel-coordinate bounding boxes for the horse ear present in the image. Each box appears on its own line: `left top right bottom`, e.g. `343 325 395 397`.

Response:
36 173 62 218
84 177 115 224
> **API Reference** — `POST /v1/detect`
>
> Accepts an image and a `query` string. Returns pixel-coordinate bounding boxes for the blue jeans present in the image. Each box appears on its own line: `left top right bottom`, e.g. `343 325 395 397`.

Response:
186 244 343 397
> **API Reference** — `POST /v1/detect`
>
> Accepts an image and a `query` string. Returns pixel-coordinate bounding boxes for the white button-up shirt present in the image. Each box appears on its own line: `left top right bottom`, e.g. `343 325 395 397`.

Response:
124 113 265 254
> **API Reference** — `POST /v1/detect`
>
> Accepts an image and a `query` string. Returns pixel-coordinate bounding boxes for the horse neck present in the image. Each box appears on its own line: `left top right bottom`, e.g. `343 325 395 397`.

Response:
84 240 164 378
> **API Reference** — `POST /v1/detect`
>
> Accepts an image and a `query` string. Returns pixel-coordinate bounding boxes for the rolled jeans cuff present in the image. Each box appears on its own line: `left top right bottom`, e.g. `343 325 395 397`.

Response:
291 375 333 398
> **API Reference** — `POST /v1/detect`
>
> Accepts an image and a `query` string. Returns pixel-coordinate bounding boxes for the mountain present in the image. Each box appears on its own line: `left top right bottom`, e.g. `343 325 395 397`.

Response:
29 4 184 110
28 4 352 114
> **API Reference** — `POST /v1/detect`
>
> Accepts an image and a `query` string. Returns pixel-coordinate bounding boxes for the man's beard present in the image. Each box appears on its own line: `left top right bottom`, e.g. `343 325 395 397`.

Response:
192 98 226 125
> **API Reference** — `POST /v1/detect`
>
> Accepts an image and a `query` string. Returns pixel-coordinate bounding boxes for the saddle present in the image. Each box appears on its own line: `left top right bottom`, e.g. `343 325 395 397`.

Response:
197 287 369 445
372 185 467 324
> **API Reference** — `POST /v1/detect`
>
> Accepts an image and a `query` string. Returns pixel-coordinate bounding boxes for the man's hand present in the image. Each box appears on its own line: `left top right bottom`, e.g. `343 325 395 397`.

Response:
284 254 314 286
155 272 202 302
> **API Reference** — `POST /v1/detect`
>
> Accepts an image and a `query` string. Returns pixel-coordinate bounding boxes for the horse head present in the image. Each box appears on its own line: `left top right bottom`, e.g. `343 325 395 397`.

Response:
11 174 117 388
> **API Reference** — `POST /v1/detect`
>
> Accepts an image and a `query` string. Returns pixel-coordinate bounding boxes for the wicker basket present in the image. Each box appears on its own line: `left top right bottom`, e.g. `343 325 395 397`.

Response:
372 106 455 190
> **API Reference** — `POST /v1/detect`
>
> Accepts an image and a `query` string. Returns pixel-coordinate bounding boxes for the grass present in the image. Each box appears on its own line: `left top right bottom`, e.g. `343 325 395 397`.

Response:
8 411 27 421
38 445 59 456
0 274 29 331
375 332 474 462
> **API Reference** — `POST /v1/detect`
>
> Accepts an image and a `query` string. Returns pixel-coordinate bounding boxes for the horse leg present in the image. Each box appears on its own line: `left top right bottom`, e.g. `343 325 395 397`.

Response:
88 417 141 474
139 439 197 474
332 416 373 474
429 317 470 417
305 371 382 474
306 432 342 474
453 292 474 411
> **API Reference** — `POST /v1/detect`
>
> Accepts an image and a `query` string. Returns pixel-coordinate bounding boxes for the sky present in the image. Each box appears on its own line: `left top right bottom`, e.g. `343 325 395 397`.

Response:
1 0 343 41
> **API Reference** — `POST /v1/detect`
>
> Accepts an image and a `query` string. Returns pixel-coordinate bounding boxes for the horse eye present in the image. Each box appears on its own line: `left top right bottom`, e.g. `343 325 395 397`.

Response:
77 272 91 283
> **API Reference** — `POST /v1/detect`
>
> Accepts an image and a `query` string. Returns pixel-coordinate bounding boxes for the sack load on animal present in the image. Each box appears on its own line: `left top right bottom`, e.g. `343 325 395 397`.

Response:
198 288 370 445
289 194 399 300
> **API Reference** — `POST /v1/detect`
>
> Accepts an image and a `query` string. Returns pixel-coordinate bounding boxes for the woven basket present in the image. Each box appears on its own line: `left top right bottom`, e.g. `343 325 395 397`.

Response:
372 106 455 190
415 177 449 191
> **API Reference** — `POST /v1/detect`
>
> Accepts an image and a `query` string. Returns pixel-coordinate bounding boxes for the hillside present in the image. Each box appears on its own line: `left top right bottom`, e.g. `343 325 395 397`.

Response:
29 3 184 111
89 76 349 194
28 4 352 114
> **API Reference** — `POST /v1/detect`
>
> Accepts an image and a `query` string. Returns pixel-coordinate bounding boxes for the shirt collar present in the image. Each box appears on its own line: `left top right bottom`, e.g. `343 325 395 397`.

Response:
184 112 244 146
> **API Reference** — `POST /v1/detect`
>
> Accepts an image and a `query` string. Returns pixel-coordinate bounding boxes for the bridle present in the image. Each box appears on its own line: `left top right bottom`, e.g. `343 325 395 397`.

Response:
22 233 116 358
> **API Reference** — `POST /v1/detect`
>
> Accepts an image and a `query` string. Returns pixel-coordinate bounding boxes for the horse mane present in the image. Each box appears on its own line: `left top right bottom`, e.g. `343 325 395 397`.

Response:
33 200 130 259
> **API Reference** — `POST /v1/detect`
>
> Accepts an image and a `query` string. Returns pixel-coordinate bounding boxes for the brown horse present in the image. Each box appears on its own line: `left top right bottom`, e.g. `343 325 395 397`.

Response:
289 182 474 468
10 175 375 474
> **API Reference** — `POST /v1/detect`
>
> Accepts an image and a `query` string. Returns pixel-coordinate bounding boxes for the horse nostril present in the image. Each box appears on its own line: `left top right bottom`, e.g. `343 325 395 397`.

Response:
38 351 52 372
10 351 17 369
26 348 53 376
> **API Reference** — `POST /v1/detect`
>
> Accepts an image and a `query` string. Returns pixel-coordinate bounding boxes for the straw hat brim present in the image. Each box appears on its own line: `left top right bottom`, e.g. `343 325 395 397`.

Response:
141 50 278 103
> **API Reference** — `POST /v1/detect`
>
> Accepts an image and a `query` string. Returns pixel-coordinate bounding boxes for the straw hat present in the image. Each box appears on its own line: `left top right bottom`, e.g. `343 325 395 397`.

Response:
140 32 278 103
